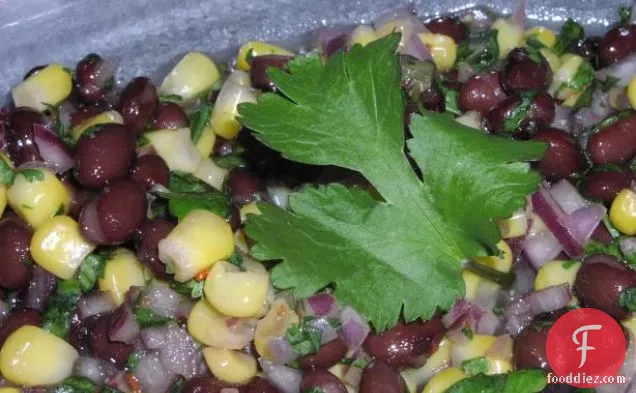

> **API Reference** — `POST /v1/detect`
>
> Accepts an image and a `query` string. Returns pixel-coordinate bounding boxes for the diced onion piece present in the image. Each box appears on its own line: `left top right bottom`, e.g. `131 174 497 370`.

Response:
210 74 258 139
146 128 202 173
158 209 234 282
492 18 523 58
159 52 220 102
193 158 228 191
11 64 73 112
258 358 302 393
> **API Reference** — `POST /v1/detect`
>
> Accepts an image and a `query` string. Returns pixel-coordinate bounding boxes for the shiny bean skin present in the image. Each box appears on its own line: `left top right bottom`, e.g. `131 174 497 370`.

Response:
424 17 468 44
0 309 42 348
129 154 170 191
75 53 111 103
180 377 231 393
96 180 147 244
514 323 551 370
151 102 188 130
359 360 407 393
363 318 445 368
325 35 348 58
587 115 636 165
501 48 552 93
60 172 91 219
242 377 281 393
574 254 636 320
574 37 602 68
227 168 267 206
486 92 555 138
599 25 636 67
531 127 584 180
117 77 159 135
580 169 633 204
300 369 347 393
7 108 44 166
458 71 507 113
0 217 33 291
88 314 134 368
135 218 176 280
74 123 137 189
298 338 348 370
250 55 293 91
68 311 89 354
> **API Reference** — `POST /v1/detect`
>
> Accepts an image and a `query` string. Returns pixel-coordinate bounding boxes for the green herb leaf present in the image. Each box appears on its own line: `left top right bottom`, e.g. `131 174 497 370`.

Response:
168 378 186 393
53 376 97 393
457 30 499 72
134 307 172 327
137 135 151 148
620 288 636 311
127 351 144 372
156 190 230 220
619 6 632 24
286 317 322 356
17 168 45 183
169 171 208 193
553 19 585 56
462 326 474 339
574 83 595 110
77 252 111 292
562 260 579 269
502 91 538 134
43 279 82 338
171 279 204 299
0 159 15 186
568 61 595 94
444 369 547 393
526 35 547 49
584 239 623 260
228 251 244 268
603 76 621 92
160 94 184 103
239 34 546 329
302 388 326 393
188 104 212 144
43 103 74 147
461 356 490 375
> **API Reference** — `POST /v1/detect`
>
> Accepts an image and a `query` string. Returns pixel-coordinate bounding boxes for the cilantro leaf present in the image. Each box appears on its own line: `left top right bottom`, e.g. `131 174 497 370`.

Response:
239 34 545 329
160 94 183 103
127 351 144 372
502 91 538 134
77 252 111 292
154 171 231 219
553 19 585 56
286 317 322 356
54 377 96 393
456 30 499 72
43 280 82 338
134 307 172 327
445 369 547 393
17 168 45 183
171 279 204 299
169 171 208 193
620 288 636 312
603 76 621 92
461 356 490 375
568 61 595 94
188 104 212 144
0 159 15 186
619 6 632 24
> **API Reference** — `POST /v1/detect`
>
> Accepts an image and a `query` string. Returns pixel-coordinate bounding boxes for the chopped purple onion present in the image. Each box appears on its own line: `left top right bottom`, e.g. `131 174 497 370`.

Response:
25 266 57 312
32 123 74 174
259 358 302 393
78 292 116 319
303 292 340 318
268 336 298 365
108 303 140 344
339 307 370 349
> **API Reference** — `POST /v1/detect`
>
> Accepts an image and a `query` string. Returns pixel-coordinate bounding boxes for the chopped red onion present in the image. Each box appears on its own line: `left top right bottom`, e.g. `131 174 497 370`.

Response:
504 313 534 336
442 299 483 329
551 105 574 133
620 237 636 256
303 293 340 318
79 197 108 244
457 62 477 83
268 336 298 365
74 356 118 384
259 358 302 393
106 371 133 393
597 54 636 87
308 316 339 344
139 282 183 318
475 309 501 335
532 188 583 257
404 34 432 61
315 27 354 52
339 307 370 349
523 230 563 269
92 59 117 89
134 351 177 393
25 266 57 312
141 327 167 350
548 180 589 215
78 292 116 319
108 303 140 344
156 322 202 378
526 284 572 316
570 204 606 243
512 260 537 295
474 281 500 310
32 123 74 174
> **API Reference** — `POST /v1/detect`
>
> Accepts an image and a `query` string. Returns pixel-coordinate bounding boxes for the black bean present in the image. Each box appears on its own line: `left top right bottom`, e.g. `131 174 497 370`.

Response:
96 180 147 244
135 218 176 280
129 154 170 191
458 71 507 113
359 360 407 393
587 114 636 165
298 338 348 371
7 108 44 166
501 48 552 93
425 17 468 44
117 77 158 135
0 217 33 291
514 323 551 370
580 169 633 204
250 55 293 91
531 127 584 180
300 369 347 393
151 102 188 130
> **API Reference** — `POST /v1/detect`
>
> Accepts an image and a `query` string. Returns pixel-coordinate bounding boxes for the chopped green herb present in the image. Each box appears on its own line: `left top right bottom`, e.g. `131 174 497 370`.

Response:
43 279 82 338
302 388 325 393
77 252 111 292
620 288 636 311
43 103 74 147
553 19 585 56
171 279 204 299
502 91 538 134
351 357 371 368
127 351 144 372
492 306 504 316
574 83 595 110
150 197 169 218
0 159 15 186
461 356 490 375
214 153 247 170
445 369 547 393
437 82 461 116
134 307 172 327
168 378 186 393
526 35 547 49
603 76 621 92
584 239 623 260
160 94 184 103
169 171 208 193
462 326 474 339
562 260 579 269
525 45 544 64
188 104 213 144
137 135 150 148
227 251 244 268
568 61 595 94
55 204 66 216
23 256 35 267
18 168 45 183
53 377 96 393
286 317 322 356
81 125 101 138
457 30 500 72
239 33 546 330
619 6 632 24
155 190 230 220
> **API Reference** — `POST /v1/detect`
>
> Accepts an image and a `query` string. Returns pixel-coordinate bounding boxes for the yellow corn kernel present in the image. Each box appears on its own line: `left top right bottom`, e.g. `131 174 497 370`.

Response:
7 168 70 228
524 26 557 48
240 202 261 223
146 128 202 173
401 338 451 392
611 189 636 235
462 270 482 301
549 54 584 100
210 72 258 139
497 209 528 239
485 335 513 374
623 314 636 337
255 299 299 357
188 300 252 349
98 248 147 305
0 388 22 393
204 259 269 318
158 209 234 282
349 25 378 47
418 33 457 72
0 185 7 219
193 158 228 191
31 216 95 279
11 64 72 112
0 326 78 386
474 240 513 273
492 19 523 58
534 260 581 291
627 76 636 110
422 367 466 393
160 52 220 102
235 230 250 252
451 334 497 364
72 110 124 140
203 347 257 384
540 48 561 73
195 124 217 157
236 41 294 72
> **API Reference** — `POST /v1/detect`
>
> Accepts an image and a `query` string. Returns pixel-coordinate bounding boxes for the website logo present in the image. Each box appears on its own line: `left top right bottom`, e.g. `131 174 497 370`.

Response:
546 308 626 388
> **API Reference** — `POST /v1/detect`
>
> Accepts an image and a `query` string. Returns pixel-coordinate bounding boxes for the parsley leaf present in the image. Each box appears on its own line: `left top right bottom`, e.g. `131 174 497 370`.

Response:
568 61 595 94
461 356 490 375
603 76 621 92
457 30 499 72
43 279 82 338
553 19 585 56
303 388 325 393
43 103 74 147
619 6 632 24
53 377 97 393
160 94 184 103
188 104 212 144
169 171 208 193
171 279 204 299
77 252 111 292
620 288 636 311
0 159 15 186
444 369 547 393
17 168 45 183
134 307 172 328
286 317 322 356
239 34 546 329
502 91 538 134
127 351 144 372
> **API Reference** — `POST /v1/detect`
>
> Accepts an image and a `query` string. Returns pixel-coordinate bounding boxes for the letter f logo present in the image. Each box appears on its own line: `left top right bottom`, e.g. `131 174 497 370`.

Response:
572 324 602 368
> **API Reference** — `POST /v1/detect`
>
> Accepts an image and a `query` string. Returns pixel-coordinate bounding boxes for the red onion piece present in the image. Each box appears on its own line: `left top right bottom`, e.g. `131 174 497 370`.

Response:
146 322 202 378
532 188 583 258
620 237 636 256
268 336 298 365
78 292 117 319
303 293 340 318
139 282 183 319
315 27 354 54
548 180 589 215
597 54 636 87
32 123 74 174
109 303 140 344
339 307 370 349
141 326 167 350
512 260 537 294
309 316 339 344
504 313 534 336
442 299 483 329
476 310 501 335
259 358 302 393
570 204 606 243
25 266 57 312
106 371 134 393
79 197 108 245
404 34 433 61
93 60 117 89
523 230 563 269
74 356 118 384
551 104 574 132
526 284 571 315
134 352 177 393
